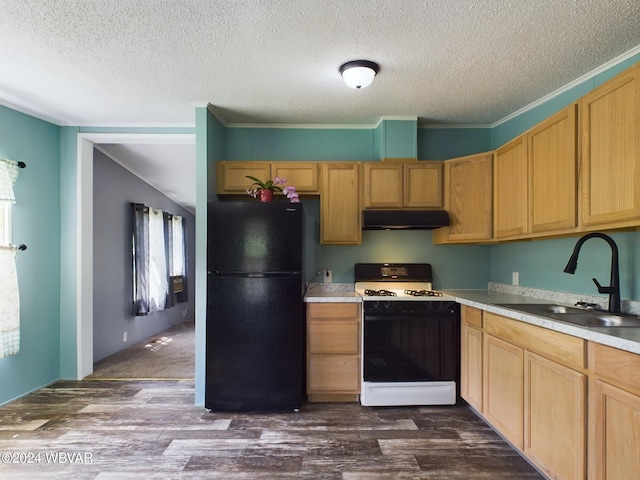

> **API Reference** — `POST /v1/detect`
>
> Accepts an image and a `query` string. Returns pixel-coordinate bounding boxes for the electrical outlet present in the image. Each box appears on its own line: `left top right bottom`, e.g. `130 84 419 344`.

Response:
512 272 519 286
324 269 332 283
123 331 128 343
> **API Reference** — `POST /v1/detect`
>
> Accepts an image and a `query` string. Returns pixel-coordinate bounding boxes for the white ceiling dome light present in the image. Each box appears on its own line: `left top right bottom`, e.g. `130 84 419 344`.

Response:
339 60 379 89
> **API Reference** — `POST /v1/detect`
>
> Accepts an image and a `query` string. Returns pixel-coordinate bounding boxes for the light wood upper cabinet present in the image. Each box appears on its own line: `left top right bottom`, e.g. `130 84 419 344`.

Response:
271 162 319 194
217 161 319 194
362 161 443 209
529 104 578 233
494 135 528 239
216 161 271 193
434 152 493 244
362 162 403 208
403 162 443 208
320 162 361 245
580 64 640 228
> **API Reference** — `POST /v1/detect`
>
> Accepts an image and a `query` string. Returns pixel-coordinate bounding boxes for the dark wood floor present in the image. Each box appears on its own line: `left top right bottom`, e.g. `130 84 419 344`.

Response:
0 379 544 479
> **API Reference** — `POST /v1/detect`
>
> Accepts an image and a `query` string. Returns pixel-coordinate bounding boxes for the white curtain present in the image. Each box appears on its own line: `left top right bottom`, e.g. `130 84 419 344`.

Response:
0 158 20 358
148 208 168 312
0 248 20 357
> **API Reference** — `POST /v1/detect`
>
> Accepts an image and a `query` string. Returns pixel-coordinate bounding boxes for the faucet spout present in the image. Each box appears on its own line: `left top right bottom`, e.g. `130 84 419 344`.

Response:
563 233 621 314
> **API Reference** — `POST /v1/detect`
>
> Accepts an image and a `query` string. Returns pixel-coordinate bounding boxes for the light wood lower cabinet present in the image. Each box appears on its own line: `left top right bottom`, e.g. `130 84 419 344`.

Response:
587 342 640 480
460 305 483 412
471 309 587 479
483 333 524 450
524 351 585 480
306 302 361 402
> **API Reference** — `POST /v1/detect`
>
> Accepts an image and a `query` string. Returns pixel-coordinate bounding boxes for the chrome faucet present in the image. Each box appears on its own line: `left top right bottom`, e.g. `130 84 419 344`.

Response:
563 232 621 314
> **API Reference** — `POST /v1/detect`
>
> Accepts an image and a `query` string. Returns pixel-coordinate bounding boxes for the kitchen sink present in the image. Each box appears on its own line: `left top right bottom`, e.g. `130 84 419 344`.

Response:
548 313 640 328
495 303 640 327
495 303 586 315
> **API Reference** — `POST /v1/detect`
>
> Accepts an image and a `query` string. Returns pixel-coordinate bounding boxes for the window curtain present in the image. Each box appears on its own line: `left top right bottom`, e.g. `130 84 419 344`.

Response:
132 204 186 316
132 203 150 315
148 208 168 312
0 158 20 358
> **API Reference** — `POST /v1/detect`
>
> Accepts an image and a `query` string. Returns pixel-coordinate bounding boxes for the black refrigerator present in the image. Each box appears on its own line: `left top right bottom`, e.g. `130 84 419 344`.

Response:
205 201 304 411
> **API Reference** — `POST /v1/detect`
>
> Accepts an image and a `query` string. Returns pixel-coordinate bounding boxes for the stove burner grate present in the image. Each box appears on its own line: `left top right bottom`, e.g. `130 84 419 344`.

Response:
364 289 397 297
404 289 444 297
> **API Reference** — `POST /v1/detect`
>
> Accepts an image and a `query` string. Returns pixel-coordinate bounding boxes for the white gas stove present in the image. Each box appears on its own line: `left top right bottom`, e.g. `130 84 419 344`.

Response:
354 263 460 407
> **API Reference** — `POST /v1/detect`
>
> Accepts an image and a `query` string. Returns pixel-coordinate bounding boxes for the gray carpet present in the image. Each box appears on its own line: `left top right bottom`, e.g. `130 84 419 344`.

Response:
88 320 195 380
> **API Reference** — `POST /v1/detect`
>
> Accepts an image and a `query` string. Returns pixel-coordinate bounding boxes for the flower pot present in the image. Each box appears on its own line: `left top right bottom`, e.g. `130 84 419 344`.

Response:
258 189 274 202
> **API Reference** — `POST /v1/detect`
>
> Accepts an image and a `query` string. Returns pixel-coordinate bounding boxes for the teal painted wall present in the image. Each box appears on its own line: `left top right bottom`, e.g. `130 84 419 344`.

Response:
490 232 640 303
59 126 79 379
0 106 61 405
379 119 417 159
225 127 374 161
194 107 227 404
417 127 492 160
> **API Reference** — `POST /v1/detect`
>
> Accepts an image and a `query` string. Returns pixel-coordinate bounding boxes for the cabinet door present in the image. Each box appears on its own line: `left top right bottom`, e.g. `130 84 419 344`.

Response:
483 334 524 450
362 162 403 208
307 355 360 393
494 135 528 239
320 163 361 244
524 351 585 480
529 104 578 233
437 153 493 243
271 162 319 194
461 319 483 412
217 161 271 194
403 161 443 208
590 379 640 480
580 64 640 227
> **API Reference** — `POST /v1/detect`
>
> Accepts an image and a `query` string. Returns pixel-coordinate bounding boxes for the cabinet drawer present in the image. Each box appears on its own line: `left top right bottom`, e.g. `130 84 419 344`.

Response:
588 342 640 394
307 355 360 393
461 305 483 328
307 319 359 355
306 302 360 320
484 312 585 370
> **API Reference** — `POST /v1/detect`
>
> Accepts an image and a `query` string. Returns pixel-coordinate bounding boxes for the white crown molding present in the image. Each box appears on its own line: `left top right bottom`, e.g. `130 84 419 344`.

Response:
0 98 66 125
418 124 493 129
491 44 640 128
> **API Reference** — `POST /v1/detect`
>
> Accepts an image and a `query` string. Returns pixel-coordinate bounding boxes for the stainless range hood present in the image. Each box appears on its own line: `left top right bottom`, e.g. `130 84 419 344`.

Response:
362 210 450 230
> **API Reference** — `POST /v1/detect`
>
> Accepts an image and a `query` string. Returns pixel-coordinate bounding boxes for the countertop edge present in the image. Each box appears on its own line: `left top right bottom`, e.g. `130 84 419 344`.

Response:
447 290 640 355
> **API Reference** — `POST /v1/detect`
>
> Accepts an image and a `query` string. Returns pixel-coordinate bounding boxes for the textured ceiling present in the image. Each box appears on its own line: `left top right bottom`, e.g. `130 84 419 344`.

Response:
2 0 640 127
1 0 640 212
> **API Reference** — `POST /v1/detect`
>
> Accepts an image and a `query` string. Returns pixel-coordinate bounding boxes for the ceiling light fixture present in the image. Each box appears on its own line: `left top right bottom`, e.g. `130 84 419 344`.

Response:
339 60 379 89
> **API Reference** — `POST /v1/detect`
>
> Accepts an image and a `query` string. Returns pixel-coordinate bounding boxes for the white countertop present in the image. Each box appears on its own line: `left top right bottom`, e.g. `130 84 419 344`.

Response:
303 284 640 355
444 289 640 355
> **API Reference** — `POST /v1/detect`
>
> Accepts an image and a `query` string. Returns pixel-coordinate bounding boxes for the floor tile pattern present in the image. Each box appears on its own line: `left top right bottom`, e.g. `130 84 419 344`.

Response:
0 380 543 479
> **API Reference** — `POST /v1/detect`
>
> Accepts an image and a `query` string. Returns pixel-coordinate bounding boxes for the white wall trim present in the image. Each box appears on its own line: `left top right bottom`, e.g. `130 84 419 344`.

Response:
75 132 196 379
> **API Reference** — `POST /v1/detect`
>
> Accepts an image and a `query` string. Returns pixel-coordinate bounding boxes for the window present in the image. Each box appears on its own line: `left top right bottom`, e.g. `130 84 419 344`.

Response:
132 203 187 316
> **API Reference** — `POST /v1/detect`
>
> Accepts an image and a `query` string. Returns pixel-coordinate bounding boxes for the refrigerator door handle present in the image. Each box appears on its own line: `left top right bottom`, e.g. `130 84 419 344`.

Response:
213 270 300 278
